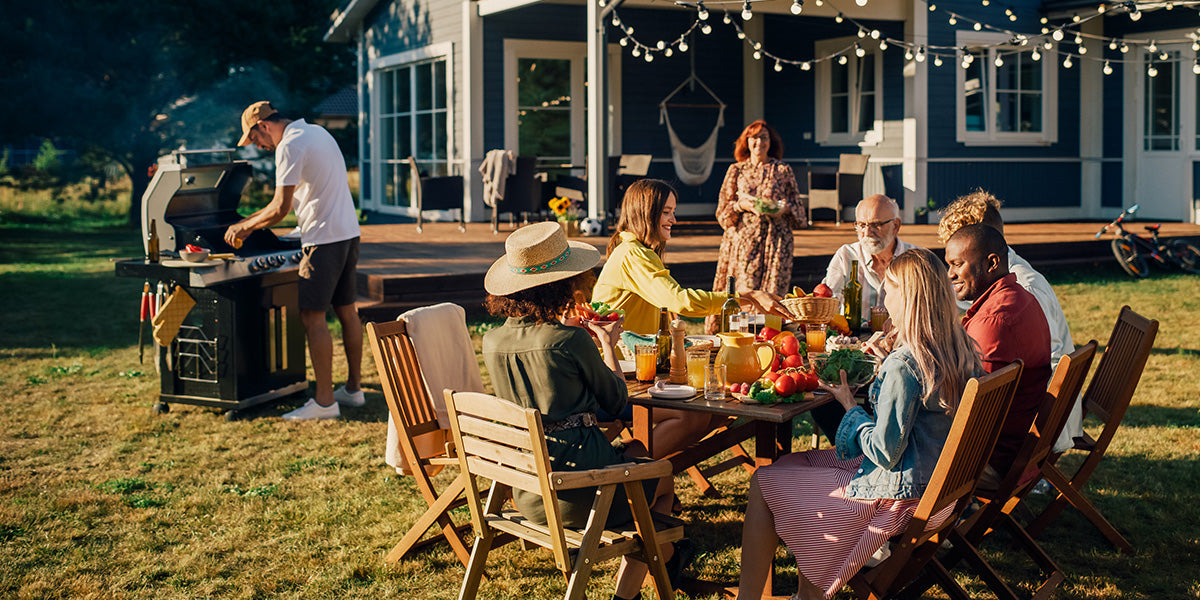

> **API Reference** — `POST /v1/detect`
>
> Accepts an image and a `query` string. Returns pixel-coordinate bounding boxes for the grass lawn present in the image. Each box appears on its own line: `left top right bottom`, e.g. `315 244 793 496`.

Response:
1 197 1199 598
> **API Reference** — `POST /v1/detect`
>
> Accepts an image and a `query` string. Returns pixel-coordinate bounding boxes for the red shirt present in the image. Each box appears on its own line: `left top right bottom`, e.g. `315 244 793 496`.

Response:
962 273 1052 470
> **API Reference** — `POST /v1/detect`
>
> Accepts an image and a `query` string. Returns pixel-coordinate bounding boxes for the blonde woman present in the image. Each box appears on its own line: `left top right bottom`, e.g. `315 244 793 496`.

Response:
736 248 983 600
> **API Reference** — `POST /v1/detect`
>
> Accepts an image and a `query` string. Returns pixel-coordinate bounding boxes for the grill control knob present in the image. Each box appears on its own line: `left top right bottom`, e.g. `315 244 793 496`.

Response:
270 255 284 268
290 251 302 263
250 258 266 272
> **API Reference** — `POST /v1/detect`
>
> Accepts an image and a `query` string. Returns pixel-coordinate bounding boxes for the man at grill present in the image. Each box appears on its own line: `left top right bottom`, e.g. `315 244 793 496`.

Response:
226 100 364 421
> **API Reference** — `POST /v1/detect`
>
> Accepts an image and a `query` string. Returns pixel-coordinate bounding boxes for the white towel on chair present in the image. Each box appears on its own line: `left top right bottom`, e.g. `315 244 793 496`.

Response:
479 149 516 208
385 302 486 473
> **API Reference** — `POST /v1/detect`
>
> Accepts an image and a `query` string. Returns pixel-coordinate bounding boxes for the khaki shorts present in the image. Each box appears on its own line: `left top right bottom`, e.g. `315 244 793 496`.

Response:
298 237 359 310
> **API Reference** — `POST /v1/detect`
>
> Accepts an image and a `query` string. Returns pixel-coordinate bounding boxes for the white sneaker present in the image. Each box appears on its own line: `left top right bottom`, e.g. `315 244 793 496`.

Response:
333 386 366 407
282 398 340 421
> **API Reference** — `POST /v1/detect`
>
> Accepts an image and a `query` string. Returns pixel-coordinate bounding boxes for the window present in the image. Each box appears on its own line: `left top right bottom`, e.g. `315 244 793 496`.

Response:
516 57 573 161
371 44 453 210
815 37 883 146
1145 50 1180 151
956 32 1057 145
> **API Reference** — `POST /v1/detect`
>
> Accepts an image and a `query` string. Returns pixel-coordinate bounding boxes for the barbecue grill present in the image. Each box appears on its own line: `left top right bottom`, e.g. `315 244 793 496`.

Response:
116 149 307 418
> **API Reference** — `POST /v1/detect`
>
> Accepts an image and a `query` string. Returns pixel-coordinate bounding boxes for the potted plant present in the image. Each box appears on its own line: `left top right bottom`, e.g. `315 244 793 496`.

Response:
913 198 937 225
548 196 584 237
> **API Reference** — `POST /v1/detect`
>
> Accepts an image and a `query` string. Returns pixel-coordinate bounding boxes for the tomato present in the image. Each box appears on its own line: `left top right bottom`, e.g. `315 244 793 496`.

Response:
755 326 781 343
185 244 204 252
803 369 820 392
783 354 804 370
779 336 801 357
764 370 780 382
773 374 797 397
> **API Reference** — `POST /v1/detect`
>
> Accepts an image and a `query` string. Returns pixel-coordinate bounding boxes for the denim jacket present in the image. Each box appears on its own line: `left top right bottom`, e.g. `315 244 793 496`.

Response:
835 346 955 500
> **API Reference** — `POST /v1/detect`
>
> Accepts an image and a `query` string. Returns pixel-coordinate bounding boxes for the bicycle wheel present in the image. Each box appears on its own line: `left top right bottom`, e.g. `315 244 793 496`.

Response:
1111 238 1149 278
1168 239 1200 274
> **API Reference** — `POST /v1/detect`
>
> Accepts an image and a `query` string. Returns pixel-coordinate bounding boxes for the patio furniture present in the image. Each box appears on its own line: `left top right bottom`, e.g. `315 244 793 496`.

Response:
807 154 869 226
937 341 1098 600
495 155 541 231
1026 306 1159 552
366 318 471 567
444 389 684 600
847 361 1023 600
407 156 465 234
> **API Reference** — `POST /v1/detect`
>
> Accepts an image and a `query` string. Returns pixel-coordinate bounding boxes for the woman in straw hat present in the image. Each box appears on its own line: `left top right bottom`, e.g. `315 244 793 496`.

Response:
483 222 687 599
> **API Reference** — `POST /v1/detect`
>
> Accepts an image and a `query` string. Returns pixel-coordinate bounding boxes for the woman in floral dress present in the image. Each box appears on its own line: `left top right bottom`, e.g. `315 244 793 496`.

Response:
706 120 806 334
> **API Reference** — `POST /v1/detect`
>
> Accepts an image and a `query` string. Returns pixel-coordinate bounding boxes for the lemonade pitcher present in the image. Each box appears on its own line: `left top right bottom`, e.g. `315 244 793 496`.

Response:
715 332 777 385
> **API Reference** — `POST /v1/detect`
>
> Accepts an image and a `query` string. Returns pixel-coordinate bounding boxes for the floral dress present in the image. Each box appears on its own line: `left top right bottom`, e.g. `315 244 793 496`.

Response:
705 158 806 334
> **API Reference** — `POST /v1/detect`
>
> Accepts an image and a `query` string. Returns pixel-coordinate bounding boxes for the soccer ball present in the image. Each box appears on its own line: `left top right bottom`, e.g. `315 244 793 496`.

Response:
580 217 604 237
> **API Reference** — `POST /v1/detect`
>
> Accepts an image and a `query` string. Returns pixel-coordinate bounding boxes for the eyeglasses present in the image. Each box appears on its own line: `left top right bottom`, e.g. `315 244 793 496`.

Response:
854 219 897 231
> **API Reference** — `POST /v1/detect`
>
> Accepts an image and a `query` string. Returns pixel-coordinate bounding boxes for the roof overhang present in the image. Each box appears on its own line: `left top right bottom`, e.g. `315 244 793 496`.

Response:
325 0 383 43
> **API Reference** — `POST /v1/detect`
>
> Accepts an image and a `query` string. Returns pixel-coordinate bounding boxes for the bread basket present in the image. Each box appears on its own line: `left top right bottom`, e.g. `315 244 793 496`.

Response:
780 296 840 324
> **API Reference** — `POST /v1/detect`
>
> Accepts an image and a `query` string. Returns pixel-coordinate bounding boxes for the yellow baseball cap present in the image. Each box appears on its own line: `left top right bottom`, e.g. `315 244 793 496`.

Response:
238 101 277 146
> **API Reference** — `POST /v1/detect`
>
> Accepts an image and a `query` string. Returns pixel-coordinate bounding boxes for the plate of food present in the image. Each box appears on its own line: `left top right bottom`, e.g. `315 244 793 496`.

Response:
577 301 624 325
619 360 636 376
812 349 880 388
648 382 697 400
685 334 720 349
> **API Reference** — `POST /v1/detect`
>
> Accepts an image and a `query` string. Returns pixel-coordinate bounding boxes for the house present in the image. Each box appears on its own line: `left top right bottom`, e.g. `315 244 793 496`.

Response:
323 0 1200 224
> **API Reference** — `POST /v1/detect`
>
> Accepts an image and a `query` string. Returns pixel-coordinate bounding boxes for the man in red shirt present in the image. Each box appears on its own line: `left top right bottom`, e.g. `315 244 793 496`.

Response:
945 224 1052 488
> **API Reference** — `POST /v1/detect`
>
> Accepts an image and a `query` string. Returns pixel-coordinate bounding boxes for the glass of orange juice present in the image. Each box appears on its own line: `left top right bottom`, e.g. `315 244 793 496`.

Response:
805 324 827 354
686 347 709 388
635 344 658 382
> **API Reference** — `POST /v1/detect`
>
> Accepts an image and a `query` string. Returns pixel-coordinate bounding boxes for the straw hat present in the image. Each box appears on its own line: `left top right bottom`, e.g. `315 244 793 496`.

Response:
484 222 601 296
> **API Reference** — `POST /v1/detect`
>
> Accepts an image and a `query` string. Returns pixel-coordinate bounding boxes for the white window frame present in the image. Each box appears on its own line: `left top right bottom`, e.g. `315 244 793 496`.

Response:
503 39 623 169
368 42 455 213
955 31 1058 146
815 36 884 146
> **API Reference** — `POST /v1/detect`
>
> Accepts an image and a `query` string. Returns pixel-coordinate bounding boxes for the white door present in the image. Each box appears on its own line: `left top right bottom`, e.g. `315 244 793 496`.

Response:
1133 45 1194 221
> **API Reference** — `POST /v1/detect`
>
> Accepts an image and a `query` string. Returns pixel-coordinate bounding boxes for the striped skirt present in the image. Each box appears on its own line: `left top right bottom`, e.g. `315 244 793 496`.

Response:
756 448 922 599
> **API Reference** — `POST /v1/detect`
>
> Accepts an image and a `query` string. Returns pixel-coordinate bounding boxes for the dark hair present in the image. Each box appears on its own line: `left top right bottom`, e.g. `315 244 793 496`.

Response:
948 223 1009 271
607 179 675 257
485 270 596 323
733 120 784 162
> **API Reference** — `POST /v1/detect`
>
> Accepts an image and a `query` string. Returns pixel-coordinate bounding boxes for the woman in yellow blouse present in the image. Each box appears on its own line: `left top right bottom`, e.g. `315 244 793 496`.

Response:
593 179 790 503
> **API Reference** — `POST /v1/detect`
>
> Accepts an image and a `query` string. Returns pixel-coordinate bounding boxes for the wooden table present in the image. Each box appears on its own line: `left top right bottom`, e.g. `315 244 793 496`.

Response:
626 378 835 481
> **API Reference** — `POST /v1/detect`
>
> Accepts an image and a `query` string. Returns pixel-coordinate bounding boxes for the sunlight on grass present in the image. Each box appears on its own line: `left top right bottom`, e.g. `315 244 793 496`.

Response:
1 203 1198 598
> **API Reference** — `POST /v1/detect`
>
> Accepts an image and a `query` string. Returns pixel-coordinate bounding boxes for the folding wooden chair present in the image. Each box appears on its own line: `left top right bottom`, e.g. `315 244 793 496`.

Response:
935 342 1098 600
847 361 1023 600
1026 306 1159 553
366 319 472 567
444 390 685 600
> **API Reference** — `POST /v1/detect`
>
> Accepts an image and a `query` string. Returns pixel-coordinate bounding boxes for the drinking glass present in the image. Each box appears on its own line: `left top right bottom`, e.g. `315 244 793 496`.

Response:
635 344 658 382
704 363 727 401
870 307 889 333
686 347 709 388
805 324 827 354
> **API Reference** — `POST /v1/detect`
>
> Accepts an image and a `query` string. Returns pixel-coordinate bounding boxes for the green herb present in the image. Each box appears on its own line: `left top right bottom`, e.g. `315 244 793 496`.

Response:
818 349 876 385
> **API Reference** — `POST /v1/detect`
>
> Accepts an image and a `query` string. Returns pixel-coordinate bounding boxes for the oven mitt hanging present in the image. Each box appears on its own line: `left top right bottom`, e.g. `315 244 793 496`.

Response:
152 288 195 347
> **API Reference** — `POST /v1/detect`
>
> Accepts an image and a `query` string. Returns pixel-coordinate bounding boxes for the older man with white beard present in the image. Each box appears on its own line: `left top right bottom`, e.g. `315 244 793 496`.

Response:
820 194 918 328
809 195 918 444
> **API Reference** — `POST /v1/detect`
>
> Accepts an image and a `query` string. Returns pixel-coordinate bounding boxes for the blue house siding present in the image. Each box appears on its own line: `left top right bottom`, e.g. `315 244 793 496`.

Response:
927 161 1081 207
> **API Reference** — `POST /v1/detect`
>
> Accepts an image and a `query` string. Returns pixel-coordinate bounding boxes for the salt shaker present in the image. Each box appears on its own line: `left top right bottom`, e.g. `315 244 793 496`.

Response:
669 319 687 384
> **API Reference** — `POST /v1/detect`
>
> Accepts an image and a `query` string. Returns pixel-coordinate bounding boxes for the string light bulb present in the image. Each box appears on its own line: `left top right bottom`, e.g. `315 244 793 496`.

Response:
598 0 606 6
949 15 957 25
995 54 1004 67
973 22 983 31
1109 39 1118 51
619 37 629 47
856 43 866 57
963 49 974 64
858 28 867 38
1009 12 1018 21
1130 8 1141 20
871 30 881 39
904 48 914 60
631 47 641 57
1103 60 1113 75
657 40 666 50
723 12 732 24
1052 30 1064 42
1148 64 1158 77
665 48 673 57
1040 17 1048 24
790 0 803 15
838 55 848 65
645 52 654 62
612 14 621 26
742 0 753 20
1149 41 1158 53
737 31 746 39
929 3 937 10
1193 60 1200 75
1168 1 1175 9
1074 34 1083 45
934 55 944 66
1160 51 1169 61
679 39 689 52
962 59 971 69
916 46 927 62
697 2 709 20
835 12 844 23
1043 41 1054 50
1120 43 1129 54
1063 55 1073 68
1193 40 1200 52
1097 3 1106 12
856 0 868 6
879 39 888 50
1072 13 1080 22
982 0 989 5
701 22 712 34
1079 45 1088 54
801 61 811 70
753 50 762 60
814 0 822 6
1031 48 1041 61
775 60 783 72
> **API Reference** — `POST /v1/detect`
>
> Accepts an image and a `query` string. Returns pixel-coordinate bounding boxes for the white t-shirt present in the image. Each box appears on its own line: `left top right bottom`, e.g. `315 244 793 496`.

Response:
275 119 360 247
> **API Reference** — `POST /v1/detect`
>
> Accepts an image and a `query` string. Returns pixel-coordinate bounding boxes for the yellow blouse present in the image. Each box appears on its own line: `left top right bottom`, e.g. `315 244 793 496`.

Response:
592 232 726 334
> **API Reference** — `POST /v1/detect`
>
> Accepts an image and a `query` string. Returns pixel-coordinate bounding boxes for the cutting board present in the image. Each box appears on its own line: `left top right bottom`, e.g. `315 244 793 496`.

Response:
160 259 223 268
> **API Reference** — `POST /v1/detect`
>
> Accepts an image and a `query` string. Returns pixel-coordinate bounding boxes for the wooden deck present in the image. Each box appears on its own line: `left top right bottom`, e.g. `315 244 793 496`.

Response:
353 219 1200 321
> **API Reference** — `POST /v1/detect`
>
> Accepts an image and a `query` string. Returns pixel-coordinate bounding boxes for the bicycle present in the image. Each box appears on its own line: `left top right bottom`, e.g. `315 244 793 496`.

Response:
1095 204 1200 278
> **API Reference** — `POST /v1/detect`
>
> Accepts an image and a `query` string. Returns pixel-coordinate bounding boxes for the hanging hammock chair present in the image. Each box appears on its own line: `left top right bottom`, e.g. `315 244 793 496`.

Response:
659 73 726 186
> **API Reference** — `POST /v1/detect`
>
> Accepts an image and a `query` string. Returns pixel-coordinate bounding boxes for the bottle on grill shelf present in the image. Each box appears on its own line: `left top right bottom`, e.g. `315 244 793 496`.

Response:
146 219 160 264
719 275 739 334
655 307 672 373
843 260 863 334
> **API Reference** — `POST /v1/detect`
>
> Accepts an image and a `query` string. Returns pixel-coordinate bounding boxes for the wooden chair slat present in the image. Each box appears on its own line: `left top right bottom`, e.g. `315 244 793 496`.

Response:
550 461 674 491
445 389 679 600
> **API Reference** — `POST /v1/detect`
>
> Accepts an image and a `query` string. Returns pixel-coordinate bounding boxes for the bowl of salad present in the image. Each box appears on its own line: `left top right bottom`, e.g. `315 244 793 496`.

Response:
812 349 880 388
576 301 624 324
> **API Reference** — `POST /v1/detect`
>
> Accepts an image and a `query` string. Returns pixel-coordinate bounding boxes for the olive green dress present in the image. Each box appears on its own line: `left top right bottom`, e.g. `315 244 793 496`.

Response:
482 317 652 528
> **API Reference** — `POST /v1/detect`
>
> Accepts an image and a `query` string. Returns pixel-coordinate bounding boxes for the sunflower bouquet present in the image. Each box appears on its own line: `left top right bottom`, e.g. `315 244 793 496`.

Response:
548 196 584 222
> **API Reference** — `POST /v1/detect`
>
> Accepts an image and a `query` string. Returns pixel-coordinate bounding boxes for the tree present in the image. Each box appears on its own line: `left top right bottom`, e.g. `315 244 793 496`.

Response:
0 0 354 223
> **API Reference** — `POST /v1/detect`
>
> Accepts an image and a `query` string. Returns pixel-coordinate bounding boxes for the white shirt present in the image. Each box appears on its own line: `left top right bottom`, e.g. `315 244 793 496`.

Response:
275 119 360 247
822 238 918 325
956 247 1079 451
